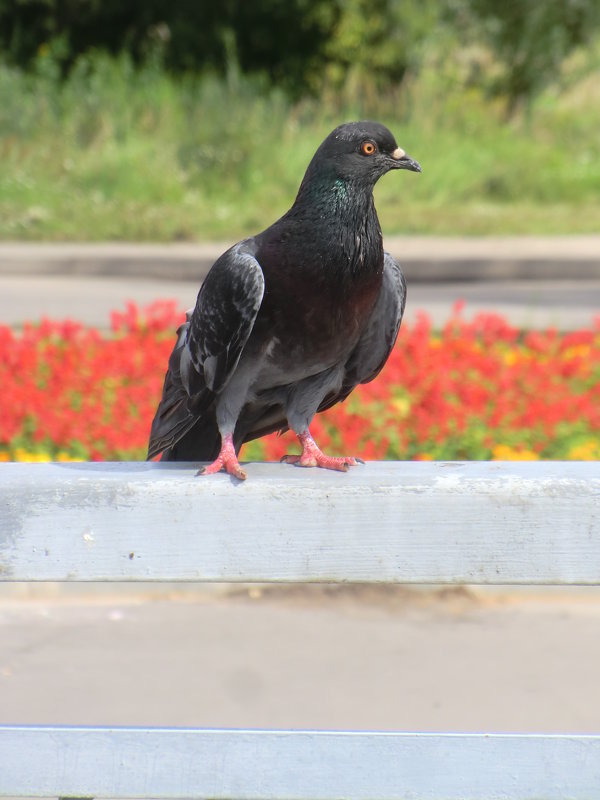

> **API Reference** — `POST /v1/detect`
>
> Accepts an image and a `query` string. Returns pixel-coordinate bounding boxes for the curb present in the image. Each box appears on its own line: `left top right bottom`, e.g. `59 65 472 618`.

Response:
0 237 598 283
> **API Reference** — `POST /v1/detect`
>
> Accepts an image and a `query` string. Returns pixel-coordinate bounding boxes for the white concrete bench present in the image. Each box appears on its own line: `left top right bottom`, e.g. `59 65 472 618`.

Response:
1 461 599 799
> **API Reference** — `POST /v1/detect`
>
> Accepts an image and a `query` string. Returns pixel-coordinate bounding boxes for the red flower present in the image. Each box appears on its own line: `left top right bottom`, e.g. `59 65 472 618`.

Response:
0 303 598 462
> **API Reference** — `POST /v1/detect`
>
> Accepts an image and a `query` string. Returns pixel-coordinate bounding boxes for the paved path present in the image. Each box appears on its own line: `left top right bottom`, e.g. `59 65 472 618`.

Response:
0 236 598 329
1 237 599 281
1 274 597 330
1 586 599 733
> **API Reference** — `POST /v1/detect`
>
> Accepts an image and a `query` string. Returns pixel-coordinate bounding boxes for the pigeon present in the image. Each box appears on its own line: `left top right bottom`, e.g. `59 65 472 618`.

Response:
147 121 421 479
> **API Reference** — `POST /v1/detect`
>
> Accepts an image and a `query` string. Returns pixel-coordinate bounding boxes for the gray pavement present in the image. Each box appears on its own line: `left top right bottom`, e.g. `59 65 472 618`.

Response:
1 273 598 330
1 585 599 733
1 273 599 330
0 237 598 329
1 237 599 281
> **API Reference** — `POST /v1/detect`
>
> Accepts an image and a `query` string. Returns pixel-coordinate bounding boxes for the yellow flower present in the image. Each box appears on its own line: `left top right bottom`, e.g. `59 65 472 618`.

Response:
0 452 10 462
13 449 51 463
563 344 591 360
567 440 600 460
392 396 411 418
492 444 540 461
57 451 84 462
503 351 519 366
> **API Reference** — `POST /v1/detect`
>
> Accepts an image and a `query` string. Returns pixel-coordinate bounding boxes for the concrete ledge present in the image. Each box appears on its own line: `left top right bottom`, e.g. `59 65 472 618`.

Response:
2 726 599 799
1 461 598 584
0 237 598 282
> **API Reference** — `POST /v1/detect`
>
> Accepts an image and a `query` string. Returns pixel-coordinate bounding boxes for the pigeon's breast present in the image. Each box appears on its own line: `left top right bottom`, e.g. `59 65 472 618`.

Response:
251 264 383 389
248 213 384 386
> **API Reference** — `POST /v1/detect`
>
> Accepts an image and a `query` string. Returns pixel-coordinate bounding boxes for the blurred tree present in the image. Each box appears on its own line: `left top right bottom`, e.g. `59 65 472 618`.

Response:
0 0 438 97
0 0 334 95
2 0 595 108
459 0 600 115
218 0 337 95
323 0 438 96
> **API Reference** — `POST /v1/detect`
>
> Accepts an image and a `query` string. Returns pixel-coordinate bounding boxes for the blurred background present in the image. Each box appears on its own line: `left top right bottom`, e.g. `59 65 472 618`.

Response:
1 0 599 738
0 0 599 238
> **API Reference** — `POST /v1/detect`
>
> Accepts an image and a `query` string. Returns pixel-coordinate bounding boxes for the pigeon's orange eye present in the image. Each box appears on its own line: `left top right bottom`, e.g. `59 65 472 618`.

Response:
361 141 376 156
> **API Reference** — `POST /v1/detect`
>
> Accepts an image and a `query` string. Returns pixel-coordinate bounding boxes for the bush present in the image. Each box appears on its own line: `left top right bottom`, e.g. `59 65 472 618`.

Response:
3 1 598 108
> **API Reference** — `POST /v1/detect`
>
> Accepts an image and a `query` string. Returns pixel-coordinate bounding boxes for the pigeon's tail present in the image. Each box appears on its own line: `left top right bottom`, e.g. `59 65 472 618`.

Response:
147 318 218 462
157 414 222 462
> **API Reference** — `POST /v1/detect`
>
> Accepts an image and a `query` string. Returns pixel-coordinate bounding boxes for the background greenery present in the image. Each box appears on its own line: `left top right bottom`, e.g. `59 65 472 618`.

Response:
0 0 598 240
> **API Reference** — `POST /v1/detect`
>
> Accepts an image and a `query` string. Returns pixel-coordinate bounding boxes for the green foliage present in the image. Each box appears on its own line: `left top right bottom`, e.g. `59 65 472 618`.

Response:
2 0 599 114
321 0 438 98
0 0 336 97
0 0 439 101
0 38 599 240
452 0 600 114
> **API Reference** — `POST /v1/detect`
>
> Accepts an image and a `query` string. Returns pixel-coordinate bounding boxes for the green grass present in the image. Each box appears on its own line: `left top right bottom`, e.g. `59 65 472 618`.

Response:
0 48 599 240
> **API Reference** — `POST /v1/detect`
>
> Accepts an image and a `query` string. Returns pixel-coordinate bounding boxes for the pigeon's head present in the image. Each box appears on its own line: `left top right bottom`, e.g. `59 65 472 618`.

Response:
309 121 421 189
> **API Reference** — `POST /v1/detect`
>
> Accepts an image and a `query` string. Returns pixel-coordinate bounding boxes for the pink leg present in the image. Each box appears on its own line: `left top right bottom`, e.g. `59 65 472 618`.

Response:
281 429 364 472
197 433 247 480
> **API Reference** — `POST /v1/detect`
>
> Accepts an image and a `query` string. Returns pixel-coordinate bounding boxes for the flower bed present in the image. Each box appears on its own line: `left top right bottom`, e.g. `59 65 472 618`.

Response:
1 301 598 463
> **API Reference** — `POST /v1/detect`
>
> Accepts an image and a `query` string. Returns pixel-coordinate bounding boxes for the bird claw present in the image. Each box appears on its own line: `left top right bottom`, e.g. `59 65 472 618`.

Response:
197 459 247 481
280 453 358 471
196 434 247 480
280 434 364 472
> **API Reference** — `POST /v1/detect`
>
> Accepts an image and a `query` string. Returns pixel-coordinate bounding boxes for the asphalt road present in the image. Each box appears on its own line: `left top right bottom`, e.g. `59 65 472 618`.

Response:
0 237 598 329
1 273 598 330
1 585 599 733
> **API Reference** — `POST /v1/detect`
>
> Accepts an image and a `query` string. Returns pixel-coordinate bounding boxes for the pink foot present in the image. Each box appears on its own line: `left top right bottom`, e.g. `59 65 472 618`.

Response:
197 433 247 480
280 430 364 472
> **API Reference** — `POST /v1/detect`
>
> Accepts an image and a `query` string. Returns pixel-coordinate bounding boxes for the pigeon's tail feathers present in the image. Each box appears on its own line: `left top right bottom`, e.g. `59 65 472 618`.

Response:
147 397 198 460
157 413 222 462
147 318 215 461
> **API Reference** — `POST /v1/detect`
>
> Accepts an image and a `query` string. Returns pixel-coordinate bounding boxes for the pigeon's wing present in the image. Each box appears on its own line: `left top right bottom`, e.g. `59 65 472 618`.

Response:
187 241 265 394
147 313 207 460
147 241 265 459
319 251 406 412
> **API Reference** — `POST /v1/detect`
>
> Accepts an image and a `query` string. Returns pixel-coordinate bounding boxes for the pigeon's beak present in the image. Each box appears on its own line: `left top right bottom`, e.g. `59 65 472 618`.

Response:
390 147 422 173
